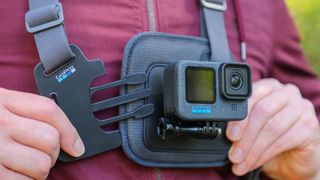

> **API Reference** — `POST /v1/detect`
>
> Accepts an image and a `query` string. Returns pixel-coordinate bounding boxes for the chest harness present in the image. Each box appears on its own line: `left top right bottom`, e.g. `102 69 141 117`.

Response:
25 0 260 179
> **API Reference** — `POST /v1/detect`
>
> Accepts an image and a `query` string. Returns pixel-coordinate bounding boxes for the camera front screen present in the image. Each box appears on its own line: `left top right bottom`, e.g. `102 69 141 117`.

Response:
186 67 215 103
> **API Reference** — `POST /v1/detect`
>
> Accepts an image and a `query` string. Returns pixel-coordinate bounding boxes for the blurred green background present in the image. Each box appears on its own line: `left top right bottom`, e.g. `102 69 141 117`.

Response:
286 0 320 75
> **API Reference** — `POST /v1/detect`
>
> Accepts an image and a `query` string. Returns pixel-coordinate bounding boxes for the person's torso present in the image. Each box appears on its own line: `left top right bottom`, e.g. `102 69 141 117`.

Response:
0 0 275 179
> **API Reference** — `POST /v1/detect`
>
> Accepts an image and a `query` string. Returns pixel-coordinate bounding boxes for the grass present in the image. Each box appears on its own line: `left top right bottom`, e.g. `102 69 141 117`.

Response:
286 0 320 74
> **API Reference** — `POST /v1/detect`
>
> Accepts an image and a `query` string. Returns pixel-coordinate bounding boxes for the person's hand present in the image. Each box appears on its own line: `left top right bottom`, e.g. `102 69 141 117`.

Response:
227 79 320 179
0 88 85 180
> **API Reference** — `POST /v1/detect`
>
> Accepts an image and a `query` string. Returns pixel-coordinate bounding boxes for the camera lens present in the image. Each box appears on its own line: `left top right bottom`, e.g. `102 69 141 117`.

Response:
230 73 242 89
221 63 251 99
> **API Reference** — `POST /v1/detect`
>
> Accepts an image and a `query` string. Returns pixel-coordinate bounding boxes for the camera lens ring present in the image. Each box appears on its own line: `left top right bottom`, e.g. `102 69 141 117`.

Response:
229 72 243 90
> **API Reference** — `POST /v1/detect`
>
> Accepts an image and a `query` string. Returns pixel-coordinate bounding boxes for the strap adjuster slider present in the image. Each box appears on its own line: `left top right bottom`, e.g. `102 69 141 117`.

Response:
25 2 64 33
201 0 227 11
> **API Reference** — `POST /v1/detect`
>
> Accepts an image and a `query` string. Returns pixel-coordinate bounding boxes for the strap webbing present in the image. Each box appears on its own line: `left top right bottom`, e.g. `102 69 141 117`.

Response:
200 0 233 62
26 0 74 73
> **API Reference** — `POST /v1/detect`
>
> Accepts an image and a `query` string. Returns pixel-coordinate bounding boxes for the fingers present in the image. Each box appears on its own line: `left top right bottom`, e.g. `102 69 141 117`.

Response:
228 81 289 165
7 112 60 167
0 89 85 157
256 108 319 171
0 141 52 180
231 98 305 175
228 79 320 177
227 79 282 141
0 165 32 180
0 88 86 178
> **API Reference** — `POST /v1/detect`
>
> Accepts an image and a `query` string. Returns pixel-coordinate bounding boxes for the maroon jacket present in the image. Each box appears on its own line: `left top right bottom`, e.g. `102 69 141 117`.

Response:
1 0 320 179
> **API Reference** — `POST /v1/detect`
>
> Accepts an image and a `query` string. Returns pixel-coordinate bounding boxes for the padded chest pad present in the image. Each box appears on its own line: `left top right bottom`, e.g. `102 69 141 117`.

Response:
119 32 231 167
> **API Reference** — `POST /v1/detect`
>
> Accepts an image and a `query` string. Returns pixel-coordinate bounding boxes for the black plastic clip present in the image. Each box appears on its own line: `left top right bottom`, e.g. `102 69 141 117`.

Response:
34 45 154 162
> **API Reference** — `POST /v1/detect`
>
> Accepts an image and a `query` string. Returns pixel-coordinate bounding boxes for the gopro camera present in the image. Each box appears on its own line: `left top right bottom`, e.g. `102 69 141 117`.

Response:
158 61 252 139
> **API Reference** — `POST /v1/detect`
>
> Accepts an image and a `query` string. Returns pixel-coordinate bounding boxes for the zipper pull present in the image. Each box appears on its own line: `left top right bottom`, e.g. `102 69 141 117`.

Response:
241 42 246 62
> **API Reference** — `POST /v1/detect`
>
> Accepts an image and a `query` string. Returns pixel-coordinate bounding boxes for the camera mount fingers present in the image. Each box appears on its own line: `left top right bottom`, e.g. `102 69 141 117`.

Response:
90 73 147 96
97 104 154 126
91 89 151 112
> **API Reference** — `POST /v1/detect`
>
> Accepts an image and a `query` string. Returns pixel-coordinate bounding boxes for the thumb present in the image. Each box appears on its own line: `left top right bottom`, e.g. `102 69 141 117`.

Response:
1 89 85 157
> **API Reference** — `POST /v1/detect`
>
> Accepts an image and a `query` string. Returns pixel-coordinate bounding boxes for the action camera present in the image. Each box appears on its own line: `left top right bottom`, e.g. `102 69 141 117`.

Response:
158 61 252 139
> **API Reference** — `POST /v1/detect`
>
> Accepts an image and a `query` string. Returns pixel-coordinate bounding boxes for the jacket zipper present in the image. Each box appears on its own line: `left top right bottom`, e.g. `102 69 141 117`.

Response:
146 0 157 31
146 1 161 180
155 167 161 180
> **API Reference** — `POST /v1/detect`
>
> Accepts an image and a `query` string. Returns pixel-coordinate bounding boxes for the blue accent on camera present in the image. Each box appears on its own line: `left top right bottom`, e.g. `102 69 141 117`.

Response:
191 106 212 114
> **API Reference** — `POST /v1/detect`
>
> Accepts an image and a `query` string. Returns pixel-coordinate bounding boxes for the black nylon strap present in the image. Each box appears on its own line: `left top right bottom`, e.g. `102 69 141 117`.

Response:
26 0 74 73
201 0 232 62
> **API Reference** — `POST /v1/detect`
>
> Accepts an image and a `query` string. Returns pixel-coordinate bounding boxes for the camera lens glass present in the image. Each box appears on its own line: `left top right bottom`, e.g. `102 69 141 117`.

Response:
230 73 243 89
222 63 251 99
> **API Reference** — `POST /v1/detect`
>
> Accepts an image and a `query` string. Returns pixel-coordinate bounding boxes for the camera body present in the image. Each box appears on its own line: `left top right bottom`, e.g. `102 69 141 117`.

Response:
163 61 252 121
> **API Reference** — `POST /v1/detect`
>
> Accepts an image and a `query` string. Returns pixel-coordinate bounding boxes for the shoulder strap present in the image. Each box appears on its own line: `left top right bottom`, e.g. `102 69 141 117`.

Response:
25 0 74 73
200 0 233 62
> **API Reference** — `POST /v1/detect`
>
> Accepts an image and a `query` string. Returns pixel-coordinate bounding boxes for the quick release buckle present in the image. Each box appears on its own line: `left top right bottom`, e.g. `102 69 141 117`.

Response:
25 2 64 33
200 0 227 11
